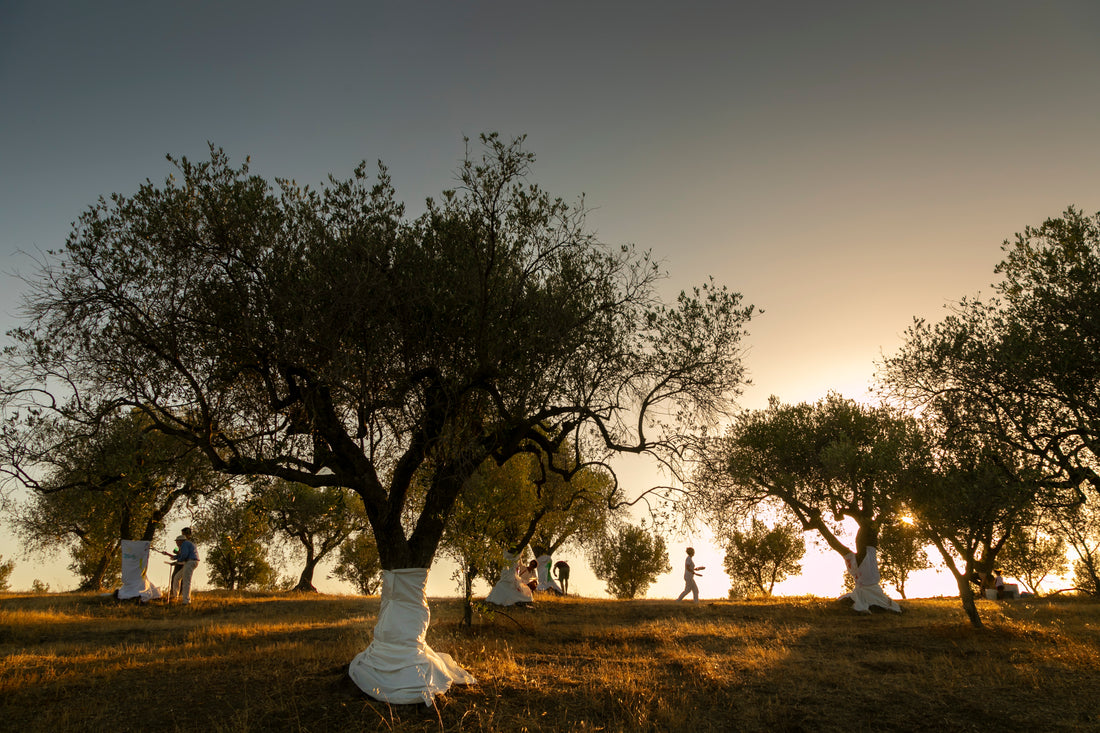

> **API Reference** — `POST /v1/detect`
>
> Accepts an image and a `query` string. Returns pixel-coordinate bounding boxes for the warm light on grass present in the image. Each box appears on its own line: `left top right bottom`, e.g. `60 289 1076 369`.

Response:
2 591 1100 730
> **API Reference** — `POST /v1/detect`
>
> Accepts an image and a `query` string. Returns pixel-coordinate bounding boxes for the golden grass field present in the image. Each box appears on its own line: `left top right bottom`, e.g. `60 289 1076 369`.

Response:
2 590 1099 732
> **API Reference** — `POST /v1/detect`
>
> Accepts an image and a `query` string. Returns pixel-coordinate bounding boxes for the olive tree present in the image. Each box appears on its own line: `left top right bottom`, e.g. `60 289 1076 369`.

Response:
875 516 932 599
0 134 753 702
721 517 805 598
331 531 383 595
258 479 363 592
195 492 278 591
881 208 1100 500
996 509 1067 596
590 522 671 599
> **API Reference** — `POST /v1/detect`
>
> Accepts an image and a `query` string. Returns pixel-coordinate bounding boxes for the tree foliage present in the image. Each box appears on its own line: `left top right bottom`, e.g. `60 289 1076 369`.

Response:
698 393 926 562
721 518 804 598
1 134 754 580
259 479 363 591
7 409 223 590
1050 501 1100 595
590 522 670 599
0 555 13 592
880 207 1100 500
331 530 383 595
996 509 1067 596
876 517 932 599
195 493 277 591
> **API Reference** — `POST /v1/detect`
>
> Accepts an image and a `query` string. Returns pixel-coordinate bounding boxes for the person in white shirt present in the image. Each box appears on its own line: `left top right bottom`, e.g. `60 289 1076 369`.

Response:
676 547 705 602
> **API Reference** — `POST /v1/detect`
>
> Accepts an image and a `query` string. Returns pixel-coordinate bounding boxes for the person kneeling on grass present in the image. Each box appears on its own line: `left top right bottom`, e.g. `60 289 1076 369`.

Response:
519 560 538 593
840 526 901 614
169 529 200 605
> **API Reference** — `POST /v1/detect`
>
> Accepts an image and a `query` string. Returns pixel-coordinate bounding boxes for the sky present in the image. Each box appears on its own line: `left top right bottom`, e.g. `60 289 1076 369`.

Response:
2 2 1099 599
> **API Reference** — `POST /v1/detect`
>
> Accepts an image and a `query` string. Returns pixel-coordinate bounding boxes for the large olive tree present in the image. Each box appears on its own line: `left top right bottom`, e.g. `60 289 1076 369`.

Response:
1 134 753 701
881 207 1100 500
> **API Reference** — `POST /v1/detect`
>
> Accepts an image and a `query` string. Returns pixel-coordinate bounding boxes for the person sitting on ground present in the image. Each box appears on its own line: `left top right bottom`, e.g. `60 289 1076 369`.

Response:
519 560 538 592
169 530 200 605
553 560 571 595
992 569 1019 599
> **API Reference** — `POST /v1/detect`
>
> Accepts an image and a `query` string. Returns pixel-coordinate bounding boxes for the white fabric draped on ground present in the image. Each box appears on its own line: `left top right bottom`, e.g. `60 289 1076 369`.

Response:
840 546 901 613
117 540 161 602
485 552 534 606
535 554 562 593
348 568 476 705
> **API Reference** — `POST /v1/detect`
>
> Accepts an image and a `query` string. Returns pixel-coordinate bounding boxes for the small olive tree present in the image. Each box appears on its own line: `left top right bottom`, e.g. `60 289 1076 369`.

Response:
721 518 805 598
331 531 383 595
195 494 278 591
876 517 932 599
590 523 671 599
0 555 13 592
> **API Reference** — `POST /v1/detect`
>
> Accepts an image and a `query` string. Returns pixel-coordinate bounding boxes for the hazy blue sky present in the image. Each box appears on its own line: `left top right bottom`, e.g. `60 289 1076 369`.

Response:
2 2 1099 596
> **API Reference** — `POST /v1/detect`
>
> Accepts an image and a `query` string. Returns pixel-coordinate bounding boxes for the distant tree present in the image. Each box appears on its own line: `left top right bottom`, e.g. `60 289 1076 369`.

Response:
331 531 383 595
877 517 932 599
14 486 122 590
30 579 49 593
439 454 537 598
590 523 670 600
259 479 363 592
196 494 277 591
997 509 1067 596
440 437 619 624
0 555 13 591
721 518 804 598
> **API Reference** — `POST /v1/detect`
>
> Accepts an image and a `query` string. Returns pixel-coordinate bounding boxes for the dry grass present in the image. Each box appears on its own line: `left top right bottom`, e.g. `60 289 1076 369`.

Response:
2 590 1099 732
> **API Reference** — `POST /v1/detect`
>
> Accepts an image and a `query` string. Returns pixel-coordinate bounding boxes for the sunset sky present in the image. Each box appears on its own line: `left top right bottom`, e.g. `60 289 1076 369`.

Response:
2 2 1099 597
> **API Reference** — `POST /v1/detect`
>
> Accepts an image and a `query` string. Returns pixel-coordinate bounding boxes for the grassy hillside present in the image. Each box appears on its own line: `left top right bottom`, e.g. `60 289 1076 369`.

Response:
2 591 1098 732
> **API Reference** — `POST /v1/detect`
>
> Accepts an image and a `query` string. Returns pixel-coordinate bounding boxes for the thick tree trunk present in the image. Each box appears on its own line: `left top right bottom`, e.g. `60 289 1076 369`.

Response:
348 568 476 704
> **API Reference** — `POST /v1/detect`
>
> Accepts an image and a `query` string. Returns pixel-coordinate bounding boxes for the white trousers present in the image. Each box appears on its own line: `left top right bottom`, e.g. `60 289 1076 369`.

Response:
677 577 699 601
170 560 198 603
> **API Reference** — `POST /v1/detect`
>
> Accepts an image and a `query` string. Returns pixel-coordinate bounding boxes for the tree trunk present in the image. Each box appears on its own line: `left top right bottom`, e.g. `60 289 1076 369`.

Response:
953 572 984 629
79 551 114 591
295 552 319 592
348 568 476 704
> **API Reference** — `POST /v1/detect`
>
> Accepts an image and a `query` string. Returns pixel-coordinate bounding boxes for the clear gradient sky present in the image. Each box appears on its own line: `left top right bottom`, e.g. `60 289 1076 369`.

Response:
2 2 1099 597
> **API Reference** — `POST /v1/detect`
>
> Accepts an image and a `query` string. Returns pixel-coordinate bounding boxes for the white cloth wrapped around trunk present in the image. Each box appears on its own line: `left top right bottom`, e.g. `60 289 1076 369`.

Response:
485 552 534 606
535 554 563 593
349 568 476 705
117 540 161 602
840 546 901 613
